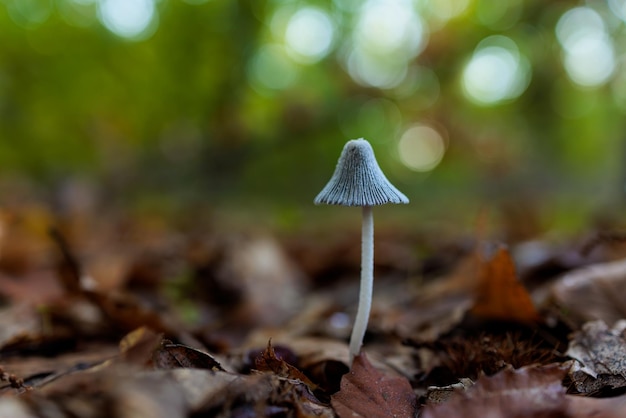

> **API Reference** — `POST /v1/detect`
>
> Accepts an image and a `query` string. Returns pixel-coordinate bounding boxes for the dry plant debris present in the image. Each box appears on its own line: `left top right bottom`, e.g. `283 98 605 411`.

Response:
566 320 626 394
2 202 626 416
331 353 417 418
422 363 570 418
471 246 541 323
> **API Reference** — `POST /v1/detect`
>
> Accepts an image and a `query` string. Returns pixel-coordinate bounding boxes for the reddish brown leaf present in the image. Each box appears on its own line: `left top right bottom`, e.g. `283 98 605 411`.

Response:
254 341 317 390
331 353 417 418
471 246 540 323
422 363 569 418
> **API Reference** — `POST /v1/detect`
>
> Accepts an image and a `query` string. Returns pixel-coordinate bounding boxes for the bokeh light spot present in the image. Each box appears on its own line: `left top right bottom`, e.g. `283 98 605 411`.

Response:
397 125 446 172
563 38 615 87
556 7 605 52
346 49 408 89
97 0 158 40
462 36 530 105
356 0 425 57
284 7 334 64
344 0 428 89
556 7 615 87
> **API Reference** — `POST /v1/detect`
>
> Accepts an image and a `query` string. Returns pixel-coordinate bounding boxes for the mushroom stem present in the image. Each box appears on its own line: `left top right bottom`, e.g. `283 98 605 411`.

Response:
349 205 374 365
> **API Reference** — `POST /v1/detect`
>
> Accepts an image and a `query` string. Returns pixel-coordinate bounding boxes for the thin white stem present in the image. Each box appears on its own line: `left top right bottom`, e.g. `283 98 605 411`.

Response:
349 205 374 366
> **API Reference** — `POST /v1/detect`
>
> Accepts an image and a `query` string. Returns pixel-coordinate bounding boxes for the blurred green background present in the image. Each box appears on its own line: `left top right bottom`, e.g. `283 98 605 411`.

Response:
1 0 625 234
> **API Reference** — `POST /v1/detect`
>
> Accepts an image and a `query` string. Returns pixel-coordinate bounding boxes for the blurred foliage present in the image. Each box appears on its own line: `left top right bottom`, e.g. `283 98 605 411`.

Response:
0 0 625 232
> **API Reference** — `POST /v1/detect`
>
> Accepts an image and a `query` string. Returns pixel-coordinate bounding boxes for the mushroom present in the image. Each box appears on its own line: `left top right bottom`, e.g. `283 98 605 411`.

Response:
314 138 409 364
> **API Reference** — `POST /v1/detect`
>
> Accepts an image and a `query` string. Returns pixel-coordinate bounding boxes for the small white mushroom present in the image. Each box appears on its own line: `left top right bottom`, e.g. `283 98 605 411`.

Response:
314 138 408 365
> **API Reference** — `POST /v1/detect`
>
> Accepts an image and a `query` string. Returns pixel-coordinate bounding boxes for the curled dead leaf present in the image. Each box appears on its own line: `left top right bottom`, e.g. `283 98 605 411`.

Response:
254 341 318 391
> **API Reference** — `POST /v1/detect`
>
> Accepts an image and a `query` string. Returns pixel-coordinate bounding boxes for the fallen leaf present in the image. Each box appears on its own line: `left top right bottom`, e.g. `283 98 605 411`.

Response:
26 365 189 418
0 269 63 305
471 246 540 323
0 304 42 351
425 378 474 405
153 341 225 371
422 363 569 418
254 341 317 390
567 320 626 394
111 371 188 418
164 368 240 411
0 207 53 276
0 344 118 390
193 372 333 418
243 334 350 394
118 326 163 365
550 258 626 327
566 393 626 418
190 234 307 328
331 353 417 418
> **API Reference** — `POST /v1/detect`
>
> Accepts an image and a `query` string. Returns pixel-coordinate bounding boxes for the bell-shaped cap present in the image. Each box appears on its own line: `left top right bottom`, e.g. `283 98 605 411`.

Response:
314 138 409 206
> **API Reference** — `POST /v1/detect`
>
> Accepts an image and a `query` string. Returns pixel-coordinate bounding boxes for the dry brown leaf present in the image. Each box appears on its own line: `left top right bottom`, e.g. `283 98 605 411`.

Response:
566 393 626 418
111 372 188 418
193 372 333 418
153 341 225 371
25 366 189 418
0 344 118 390
0 207 53 276
425 378 474 405
471 246 540 323
164 369 240 411
0 304 42 350
550 258 626 327
254 341 318 390
404 248 482 343
331 353 417 418
118 327 163 365
422 363 569 418
0 270 63 305
567 320 626 394
191 234 307 328
243 334 351 394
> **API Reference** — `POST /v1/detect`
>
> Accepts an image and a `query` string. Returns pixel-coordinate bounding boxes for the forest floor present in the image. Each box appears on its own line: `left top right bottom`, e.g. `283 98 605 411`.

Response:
0 199 625 418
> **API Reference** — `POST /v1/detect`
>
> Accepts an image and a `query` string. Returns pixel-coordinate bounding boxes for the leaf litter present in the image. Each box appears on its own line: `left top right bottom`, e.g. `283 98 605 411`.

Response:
1 201 626 416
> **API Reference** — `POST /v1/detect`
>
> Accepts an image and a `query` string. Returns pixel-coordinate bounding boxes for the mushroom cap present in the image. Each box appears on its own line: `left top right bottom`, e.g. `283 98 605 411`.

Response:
314 138 409 206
